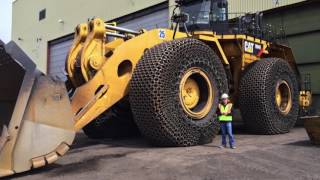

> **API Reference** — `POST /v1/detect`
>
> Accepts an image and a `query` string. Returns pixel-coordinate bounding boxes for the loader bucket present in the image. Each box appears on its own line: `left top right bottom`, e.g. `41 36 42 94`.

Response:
302 116 320 145
0 40 75 177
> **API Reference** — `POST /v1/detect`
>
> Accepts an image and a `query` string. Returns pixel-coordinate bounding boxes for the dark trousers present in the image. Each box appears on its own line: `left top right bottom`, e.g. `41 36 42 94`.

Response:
220 122 235 147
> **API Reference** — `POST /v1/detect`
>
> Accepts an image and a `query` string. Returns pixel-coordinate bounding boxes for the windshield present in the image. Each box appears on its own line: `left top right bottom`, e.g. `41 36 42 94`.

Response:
180 0 228 31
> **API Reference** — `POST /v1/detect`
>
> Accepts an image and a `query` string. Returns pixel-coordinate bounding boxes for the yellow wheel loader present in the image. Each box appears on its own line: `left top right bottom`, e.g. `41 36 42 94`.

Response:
0 0 312 177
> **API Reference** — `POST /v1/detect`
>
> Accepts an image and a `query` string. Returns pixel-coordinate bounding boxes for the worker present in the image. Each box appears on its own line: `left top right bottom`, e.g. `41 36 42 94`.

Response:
218 93 236 149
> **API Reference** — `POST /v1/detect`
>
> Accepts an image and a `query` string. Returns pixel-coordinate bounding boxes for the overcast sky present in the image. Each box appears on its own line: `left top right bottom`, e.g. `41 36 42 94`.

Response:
0 0 12 43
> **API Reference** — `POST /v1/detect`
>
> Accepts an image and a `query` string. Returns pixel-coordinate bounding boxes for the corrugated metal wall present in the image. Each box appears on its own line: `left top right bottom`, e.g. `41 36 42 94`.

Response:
263 1 320 114
229 0 305 13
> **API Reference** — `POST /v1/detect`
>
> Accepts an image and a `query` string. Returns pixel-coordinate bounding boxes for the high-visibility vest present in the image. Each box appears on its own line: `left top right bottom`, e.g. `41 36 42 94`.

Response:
218 103 233 121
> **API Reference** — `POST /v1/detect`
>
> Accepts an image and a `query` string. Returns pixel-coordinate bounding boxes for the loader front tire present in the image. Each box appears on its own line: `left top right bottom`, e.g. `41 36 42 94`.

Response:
83 98 139 139
239 58 299 134
130 38 228 146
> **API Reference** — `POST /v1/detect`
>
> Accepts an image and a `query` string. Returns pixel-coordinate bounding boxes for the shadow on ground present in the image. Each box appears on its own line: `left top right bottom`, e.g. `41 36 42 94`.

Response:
70 132 152 150
285 140 319 147
7 152 136 179
5 133 150 179
6 125 316 179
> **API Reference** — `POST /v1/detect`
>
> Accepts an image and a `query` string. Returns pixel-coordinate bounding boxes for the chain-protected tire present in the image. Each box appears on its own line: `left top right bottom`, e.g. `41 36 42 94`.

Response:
83 98 140 139
129 38 228 146
239 58 299 134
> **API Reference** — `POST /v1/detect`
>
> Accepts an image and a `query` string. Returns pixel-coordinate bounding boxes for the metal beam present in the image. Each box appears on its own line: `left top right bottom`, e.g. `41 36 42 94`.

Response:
105 25 140 35
105 32 127 38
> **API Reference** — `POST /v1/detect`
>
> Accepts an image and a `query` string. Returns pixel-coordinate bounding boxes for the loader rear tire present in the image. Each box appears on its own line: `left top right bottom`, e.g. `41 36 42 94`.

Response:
130 38 228 146
239 58 299 134
83 98 139 139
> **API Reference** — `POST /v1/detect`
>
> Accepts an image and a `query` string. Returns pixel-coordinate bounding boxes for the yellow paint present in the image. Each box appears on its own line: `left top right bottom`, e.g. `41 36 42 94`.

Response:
66 23 88 87
80 18 106 81
179 68 214 119
275 80 293 115
299 90 312 108
194 33 229 65
182 78 200 109
70 21 187 130
66 18 289 130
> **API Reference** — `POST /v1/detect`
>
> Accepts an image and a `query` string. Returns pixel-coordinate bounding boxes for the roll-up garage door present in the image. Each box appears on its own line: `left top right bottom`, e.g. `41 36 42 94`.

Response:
119 8 169 30
48 37 73 81
48 5 169 81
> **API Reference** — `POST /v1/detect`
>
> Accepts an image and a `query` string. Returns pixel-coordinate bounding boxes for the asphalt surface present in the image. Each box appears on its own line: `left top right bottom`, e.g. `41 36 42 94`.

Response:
7 127 320 180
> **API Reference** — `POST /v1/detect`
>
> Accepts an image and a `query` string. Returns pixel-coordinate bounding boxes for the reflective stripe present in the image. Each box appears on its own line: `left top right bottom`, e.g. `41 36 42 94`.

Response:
219 114 232 121
218 103 233 121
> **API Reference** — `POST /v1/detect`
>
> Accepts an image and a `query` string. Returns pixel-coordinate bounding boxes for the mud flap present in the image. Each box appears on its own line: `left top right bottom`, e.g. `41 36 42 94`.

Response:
0 40 75 177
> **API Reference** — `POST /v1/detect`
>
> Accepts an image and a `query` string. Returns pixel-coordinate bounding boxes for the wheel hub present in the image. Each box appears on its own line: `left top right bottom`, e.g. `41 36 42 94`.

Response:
182 78 200 109
179 68 214 119
275 80 292 115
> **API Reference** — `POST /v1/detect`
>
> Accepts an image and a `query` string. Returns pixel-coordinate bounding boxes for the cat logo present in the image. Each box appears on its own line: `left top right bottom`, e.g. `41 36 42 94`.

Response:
244 40 262 55
244 41 254 53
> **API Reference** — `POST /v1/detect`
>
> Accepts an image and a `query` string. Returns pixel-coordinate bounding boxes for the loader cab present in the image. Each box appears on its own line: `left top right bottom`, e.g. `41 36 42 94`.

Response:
179 0 229 34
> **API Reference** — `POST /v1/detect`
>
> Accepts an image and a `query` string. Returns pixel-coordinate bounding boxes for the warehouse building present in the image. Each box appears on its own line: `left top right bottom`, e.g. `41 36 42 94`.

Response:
262 1 320 113
12 0 319 113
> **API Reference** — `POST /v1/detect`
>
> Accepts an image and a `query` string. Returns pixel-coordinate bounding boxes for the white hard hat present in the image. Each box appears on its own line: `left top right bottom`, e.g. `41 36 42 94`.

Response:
221 93 229 99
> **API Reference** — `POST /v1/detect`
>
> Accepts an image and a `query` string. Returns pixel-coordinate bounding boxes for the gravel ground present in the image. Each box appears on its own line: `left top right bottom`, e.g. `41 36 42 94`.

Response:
6 127 320 180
